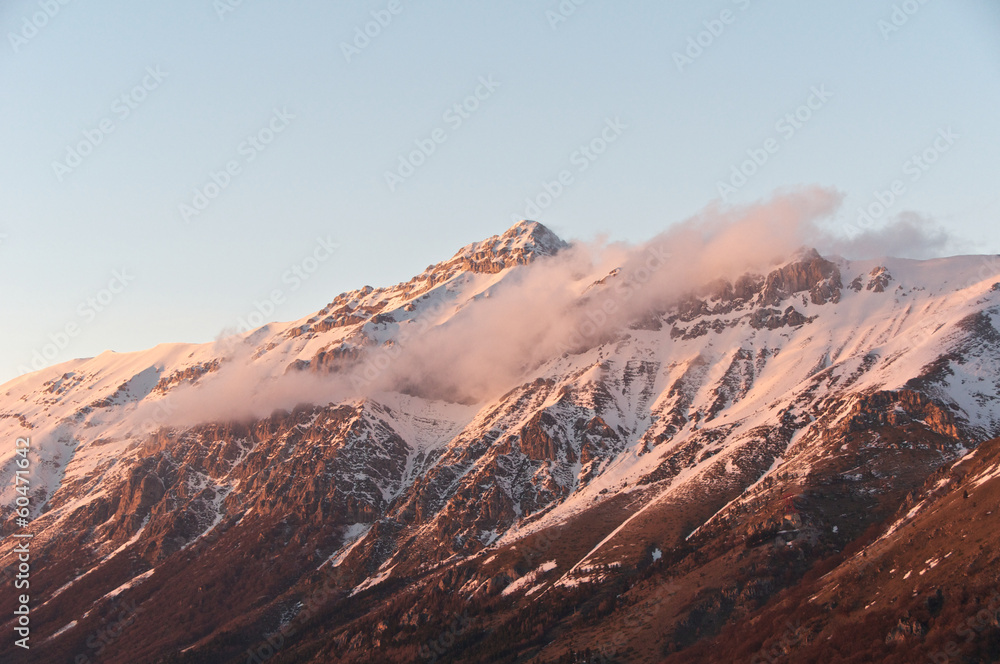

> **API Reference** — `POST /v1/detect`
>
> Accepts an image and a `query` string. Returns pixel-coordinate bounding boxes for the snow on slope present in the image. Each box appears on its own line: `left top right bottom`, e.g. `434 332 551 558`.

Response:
2 240 999 604
486 254 1000 559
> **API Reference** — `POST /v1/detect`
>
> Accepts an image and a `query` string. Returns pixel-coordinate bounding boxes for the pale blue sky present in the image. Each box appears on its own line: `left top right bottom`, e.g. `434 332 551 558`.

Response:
2 1 999 382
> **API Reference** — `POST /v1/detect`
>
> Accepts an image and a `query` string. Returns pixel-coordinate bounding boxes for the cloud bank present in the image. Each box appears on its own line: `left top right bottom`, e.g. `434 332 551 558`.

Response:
138 187 959 425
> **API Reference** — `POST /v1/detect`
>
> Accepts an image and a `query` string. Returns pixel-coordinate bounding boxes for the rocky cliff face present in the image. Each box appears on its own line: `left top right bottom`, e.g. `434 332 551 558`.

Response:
1 224 999 663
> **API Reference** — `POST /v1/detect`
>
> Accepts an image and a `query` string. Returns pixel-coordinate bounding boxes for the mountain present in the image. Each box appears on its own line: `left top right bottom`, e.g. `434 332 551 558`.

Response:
2 221 1000 663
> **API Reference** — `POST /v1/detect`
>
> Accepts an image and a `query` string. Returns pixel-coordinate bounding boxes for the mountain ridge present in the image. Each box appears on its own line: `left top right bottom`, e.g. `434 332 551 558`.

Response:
2 222 1000 663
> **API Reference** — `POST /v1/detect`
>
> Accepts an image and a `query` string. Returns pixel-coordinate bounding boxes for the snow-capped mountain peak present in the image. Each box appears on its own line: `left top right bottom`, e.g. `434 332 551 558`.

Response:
2 225 1000 663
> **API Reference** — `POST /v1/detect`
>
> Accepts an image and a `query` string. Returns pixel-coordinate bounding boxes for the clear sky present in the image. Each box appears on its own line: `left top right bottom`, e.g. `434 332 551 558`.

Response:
2 0 999 383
